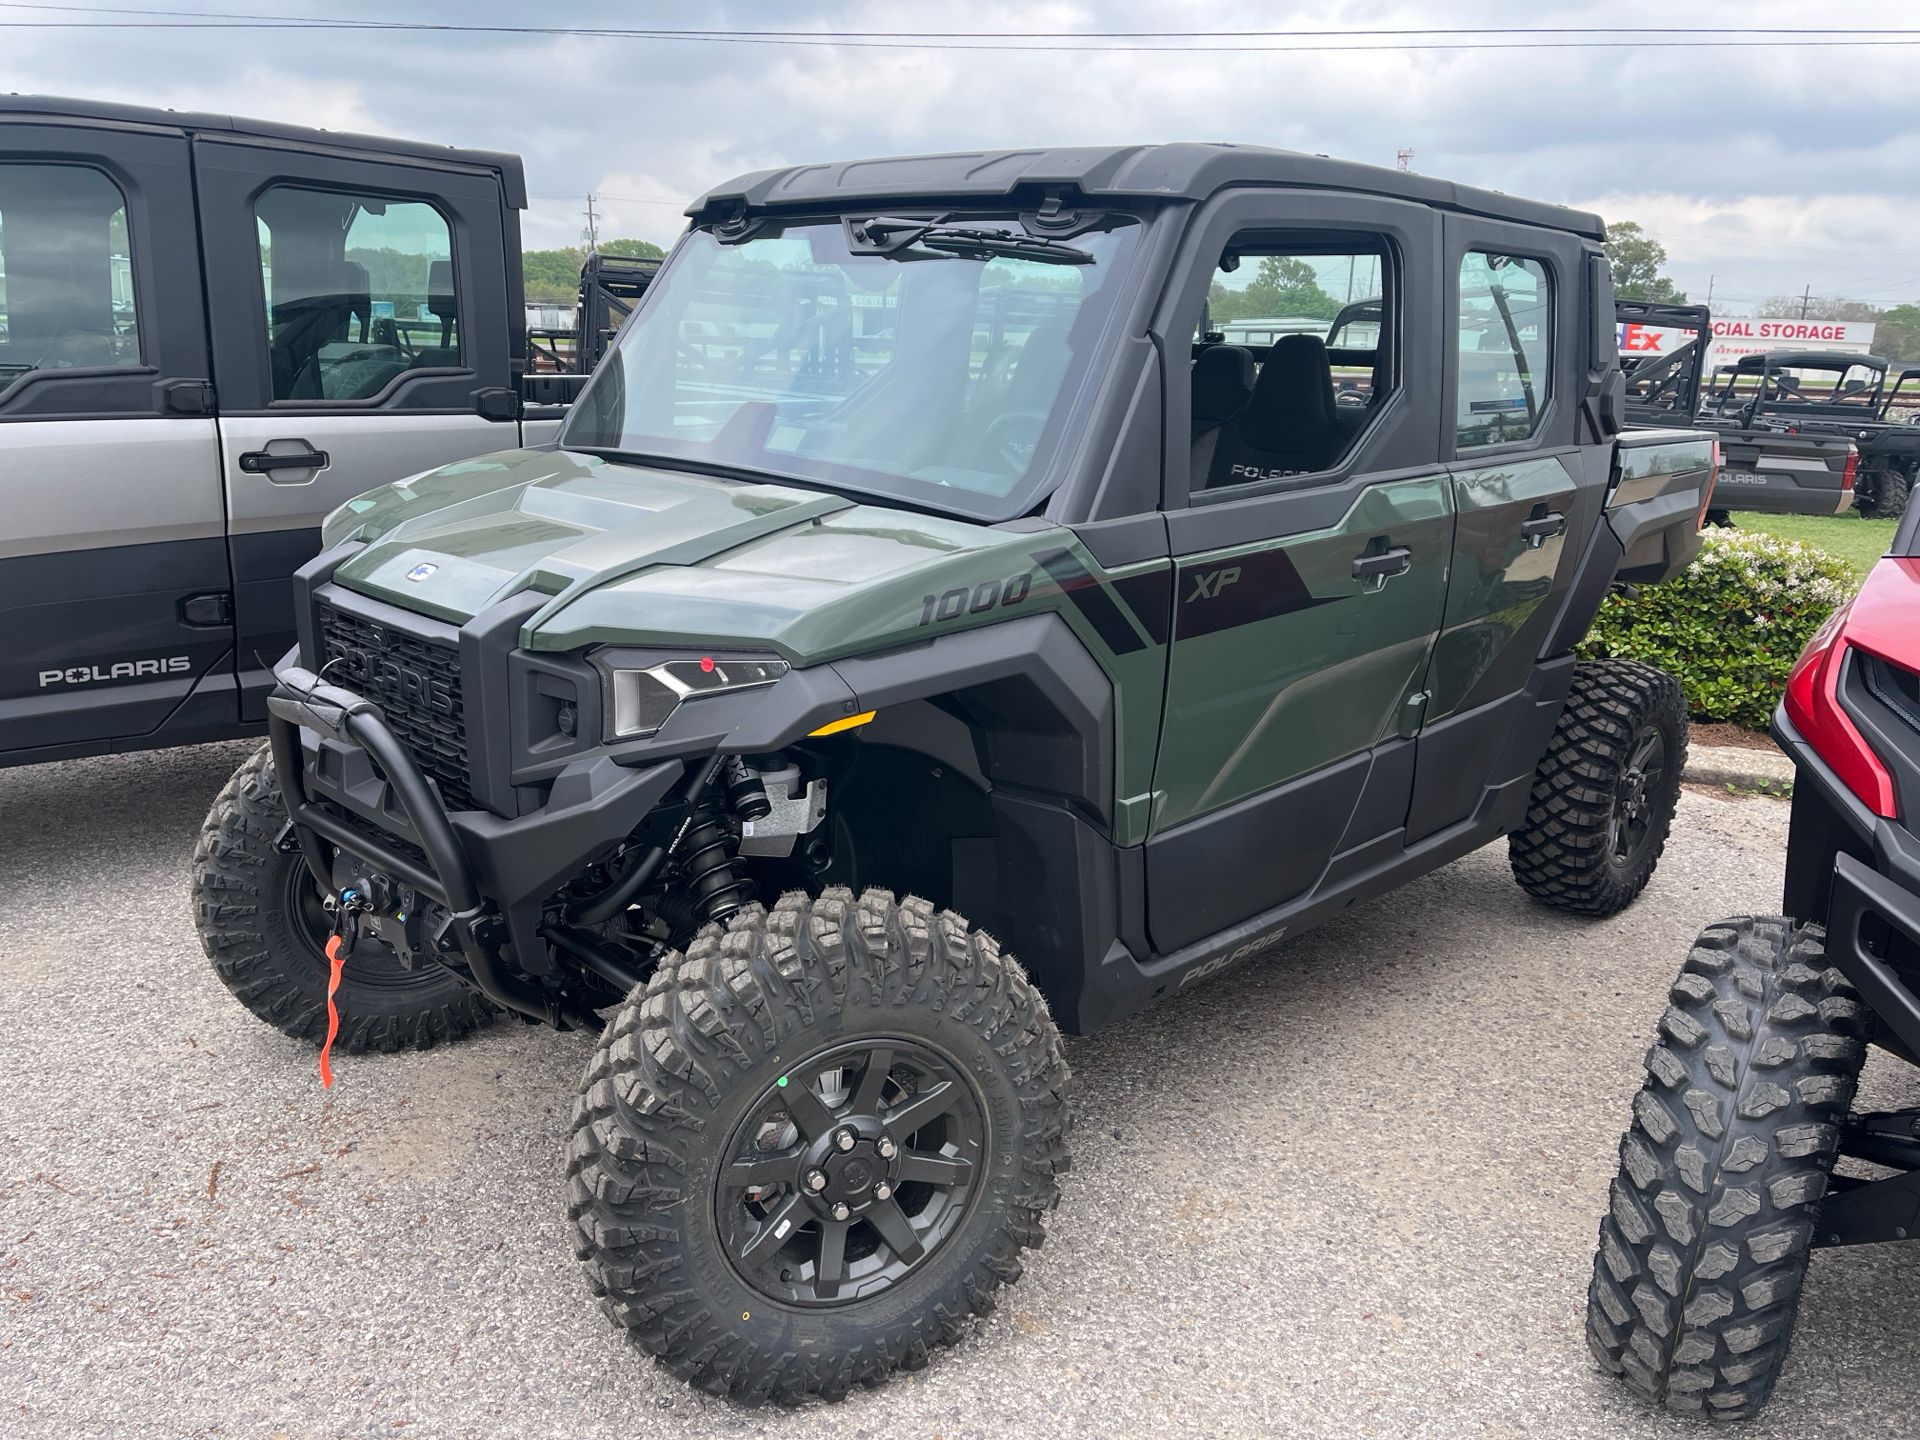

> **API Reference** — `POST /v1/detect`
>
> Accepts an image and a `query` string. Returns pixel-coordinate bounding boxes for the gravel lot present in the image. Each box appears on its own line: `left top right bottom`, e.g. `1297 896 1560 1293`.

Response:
3 741 1917 1439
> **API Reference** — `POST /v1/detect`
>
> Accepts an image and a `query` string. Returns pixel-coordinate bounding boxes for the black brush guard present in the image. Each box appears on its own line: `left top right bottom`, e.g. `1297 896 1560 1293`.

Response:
266 664 678 1030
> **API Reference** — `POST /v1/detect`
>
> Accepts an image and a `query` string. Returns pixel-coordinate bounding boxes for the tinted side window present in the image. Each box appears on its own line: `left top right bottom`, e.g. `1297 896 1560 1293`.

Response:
1190 234 1392 492
254 186 459 402
1456 251 1551 448
0 164 141 389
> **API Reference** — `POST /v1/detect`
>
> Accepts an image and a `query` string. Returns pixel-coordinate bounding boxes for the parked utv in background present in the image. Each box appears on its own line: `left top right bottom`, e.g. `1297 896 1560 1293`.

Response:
193 143 1715 1403
1618 301 1859 523
1703 350 1919 519
0 97 587 771
1588 501 1920 1419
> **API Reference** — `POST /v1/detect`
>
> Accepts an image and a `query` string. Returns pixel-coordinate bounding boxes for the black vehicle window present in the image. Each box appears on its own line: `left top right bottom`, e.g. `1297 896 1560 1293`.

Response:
1190 233 1392 491
0 164 141 391
1456 251 1552 448
254 185 459 402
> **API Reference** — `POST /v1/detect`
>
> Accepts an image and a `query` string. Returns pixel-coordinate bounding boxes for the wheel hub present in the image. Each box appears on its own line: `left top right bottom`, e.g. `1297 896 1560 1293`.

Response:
1609 724 1667 862
808 1131 891 1210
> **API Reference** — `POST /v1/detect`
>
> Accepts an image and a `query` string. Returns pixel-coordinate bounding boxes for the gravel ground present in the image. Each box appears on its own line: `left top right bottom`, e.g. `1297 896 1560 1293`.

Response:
2 741 1917 1440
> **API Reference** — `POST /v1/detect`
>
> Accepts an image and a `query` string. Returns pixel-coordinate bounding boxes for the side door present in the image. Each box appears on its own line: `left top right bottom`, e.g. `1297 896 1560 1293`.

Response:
1143 191 1452 955
191 139 518 716
0 121 233 761
1405 217 1594 842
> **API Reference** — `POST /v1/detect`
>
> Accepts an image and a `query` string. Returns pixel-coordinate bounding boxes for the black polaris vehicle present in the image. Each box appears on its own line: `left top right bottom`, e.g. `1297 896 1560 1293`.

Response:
1702 350 1918 519
1587 502 1920 1418
1619 303 1858 523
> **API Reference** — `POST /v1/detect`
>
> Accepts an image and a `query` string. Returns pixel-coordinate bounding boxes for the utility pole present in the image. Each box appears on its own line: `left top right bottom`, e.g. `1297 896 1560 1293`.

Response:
1396 147 1413 172
584 193 600 252
1705 275 1714 308
1799 284 1812 320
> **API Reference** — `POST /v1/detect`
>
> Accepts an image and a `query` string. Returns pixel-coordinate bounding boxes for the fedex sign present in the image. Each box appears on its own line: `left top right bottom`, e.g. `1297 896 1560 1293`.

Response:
1618 318 1877 368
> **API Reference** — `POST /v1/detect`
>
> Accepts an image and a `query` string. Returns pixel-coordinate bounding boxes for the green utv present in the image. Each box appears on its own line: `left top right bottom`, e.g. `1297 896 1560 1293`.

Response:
192 144 1714 1402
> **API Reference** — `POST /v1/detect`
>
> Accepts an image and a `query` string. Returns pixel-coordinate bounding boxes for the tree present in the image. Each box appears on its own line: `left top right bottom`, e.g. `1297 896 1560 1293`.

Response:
1875 304 1920 365
1756 295 1881 322
596 237 665 260
521 238 665 303
1208 255 1342 324
1605 221 1688 304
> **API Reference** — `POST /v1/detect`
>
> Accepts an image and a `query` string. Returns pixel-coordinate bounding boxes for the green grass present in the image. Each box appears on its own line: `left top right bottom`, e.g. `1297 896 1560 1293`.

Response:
1728 510 1898 581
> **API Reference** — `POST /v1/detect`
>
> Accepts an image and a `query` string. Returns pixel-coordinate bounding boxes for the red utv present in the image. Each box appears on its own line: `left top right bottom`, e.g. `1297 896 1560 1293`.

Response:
1586 505 1920 1418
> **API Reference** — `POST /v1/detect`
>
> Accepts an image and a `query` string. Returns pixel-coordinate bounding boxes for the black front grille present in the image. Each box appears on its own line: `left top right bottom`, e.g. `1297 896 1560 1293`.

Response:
316 600 476 811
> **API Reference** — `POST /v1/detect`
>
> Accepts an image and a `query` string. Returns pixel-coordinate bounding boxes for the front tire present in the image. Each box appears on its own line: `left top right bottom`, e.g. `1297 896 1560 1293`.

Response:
1586 918 1866 1419
191 745 495 1052
1510 659 1687 917
565 887 1072 1404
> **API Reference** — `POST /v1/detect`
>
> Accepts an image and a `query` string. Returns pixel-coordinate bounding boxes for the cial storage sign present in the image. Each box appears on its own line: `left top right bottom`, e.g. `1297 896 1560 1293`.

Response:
1619 317 1878 370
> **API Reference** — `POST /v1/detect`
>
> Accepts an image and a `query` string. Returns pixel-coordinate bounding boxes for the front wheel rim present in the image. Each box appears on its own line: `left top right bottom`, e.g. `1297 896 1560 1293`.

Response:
715 1036 988 1309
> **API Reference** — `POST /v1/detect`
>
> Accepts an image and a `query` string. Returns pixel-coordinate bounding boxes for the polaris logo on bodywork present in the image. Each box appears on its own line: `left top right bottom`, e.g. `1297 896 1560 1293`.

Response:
405 562 438 582
1179 924 1289 989
39 656 192 687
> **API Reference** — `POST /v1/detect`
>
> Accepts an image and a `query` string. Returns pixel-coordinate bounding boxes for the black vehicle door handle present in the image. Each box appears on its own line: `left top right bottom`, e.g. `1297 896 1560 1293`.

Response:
1351 546 1413 583
239 444 329 474
1521 512 1567 545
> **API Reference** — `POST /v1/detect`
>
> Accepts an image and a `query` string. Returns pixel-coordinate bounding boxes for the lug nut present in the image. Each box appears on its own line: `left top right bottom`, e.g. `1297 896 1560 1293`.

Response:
836 1128 857 1152
831 1202 851 1221
805 1169 827 1192
873 1182 892 1200
876 1137 896 1159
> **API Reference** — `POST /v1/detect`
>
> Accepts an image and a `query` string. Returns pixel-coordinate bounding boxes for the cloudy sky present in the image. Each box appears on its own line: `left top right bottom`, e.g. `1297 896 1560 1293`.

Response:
7 0 1920 313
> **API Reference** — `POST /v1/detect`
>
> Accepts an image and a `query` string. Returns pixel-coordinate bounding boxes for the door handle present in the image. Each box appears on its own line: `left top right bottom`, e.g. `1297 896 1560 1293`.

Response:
239 444 329 475
1521 512 1567 546
1351 546 1412 585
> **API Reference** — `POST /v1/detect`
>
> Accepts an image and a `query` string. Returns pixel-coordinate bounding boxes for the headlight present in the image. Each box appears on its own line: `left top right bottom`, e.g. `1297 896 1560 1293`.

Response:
594 651 789 739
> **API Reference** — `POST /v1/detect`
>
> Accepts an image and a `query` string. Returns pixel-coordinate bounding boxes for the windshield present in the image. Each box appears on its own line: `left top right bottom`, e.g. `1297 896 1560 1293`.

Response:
563 215 1143 519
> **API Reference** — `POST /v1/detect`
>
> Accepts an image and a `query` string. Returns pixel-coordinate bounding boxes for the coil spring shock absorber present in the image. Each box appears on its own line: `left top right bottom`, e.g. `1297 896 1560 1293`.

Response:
678 757 768 924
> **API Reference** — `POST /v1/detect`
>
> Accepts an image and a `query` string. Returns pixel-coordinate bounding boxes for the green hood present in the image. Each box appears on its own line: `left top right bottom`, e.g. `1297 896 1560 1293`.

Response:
325 448 1052 664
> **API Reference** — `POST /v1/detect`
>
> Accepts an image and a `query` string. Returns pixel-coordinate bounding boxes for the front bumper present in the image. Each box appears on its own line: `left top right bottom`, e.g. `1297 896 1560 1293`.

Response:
267 663 684 1027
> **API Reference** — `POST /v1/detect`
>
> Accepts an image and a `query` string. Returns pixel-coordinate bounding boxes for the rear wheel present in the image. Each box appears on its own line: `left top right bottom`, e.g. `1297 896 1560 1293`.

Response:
1857 463 1912 520
1510 659 1687 917
191 745 494 1052
1586 918 1867 1418
565 887 1072 1404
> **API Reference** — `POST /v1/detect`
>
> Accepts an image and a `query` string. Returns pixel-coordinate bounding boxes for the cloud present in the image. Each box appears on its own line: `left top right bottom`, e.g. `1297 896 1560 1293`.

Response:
6 0 1920 306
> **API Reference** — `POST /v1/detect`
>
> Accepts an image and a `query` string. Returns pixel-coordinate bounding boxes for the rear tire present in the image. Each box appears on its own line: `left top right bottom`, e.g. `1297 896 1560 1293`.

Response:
565 887 1072 1404
1510 659 1687 917
191 745 495 1052
1857 464 1912 521
1586 918 1867 1419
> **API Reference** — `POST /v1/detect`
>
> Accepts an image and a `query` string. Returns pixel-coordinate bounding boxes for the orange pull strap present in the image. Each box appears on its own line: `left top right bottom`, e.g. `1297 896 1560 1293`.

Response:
319 933 347 1088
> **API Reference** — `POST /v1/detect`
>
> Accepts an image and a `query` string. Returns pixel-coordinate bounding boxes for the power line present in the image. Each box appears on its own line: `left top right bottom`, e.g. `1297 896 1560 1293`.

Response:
3 6 1920 51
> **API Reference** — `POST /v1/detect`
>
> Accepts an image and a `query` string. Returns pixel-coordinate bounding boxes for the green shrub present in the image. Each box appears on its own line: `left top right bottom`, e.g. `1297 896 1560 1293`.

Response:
1578 528 1857 728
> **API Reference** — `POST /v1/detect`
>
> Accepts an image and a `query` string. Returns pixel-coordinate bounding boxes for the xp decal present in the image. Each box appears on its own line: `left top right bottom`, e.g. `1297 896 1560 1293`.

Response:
38 656 192 687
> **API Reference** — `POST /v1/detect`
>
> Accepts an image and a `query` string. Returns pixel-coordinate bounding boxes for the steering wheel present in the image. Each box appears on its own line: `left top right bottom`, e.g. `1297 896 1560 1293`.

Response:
981 409 1049 476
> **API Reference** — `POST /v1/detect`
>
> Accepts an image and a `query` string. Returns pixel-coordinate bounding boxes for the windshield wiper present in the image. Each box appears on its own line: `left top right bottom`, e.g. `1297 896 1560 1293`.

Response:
850 217 1095 266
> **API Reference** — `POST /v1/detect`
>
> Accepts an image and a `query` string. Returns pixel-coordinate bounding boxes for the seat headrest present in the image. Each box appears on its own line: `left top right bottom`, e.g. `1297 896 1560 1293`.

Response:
428 259 456 322
1239 334 1336 450
1192 344 1255 427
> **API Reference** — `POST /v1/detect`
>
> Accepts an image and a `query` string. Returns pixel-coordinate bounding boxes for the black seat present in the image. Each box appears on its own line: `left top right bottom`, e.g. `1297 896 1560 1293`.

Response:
1191 343 1255 436
1190 343 1255 481
1206 334 1348 486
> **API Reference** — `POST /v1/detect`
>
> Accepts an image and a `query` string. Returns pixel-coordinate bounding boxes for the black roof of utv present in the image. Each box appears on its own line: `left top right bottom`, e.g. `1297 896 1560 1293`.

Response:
688 142 1606 240
1729 349 1892 373
0 94 528 207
